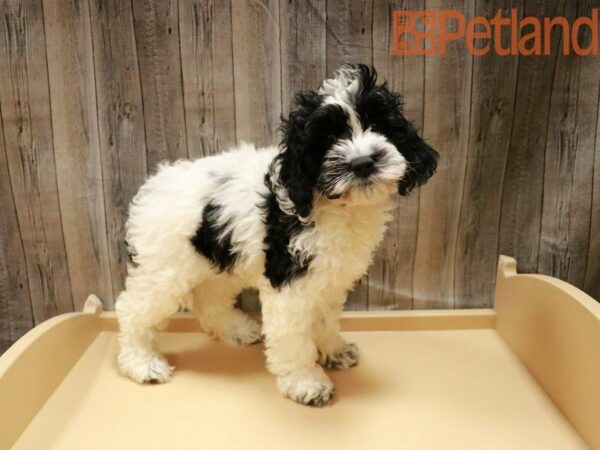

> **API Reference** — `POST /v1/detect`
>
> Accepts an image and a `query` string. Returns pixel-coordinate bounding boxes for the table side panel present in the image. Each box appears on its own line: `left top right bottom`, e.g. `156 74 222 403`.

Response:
495 255 600 450
0 313 101 449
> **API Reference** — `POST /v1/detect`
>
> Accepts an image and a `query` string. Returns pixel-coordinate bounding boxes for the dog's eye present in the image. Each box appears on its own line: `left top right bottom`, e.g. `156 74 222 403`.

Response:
372 149 386 160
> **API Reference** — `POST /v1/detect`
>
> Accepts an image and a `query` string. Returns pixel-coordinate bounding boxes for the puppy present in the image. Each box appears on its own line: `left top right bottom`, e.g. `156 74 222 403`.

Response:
116 64 438 406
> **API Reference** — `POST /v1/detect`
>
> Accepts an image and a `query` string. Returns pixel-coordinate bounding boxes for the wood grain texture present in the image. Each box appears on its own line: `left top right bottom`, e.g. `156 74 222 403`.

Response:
368 0 424 310
180 0 236 157
0 105 33 353
326 0 374 74
454 0 521 308
0 0 74 321
43 0 112 310
413 0 474 309
132 0 188 168
499 0 566 275
538 0 600 287
231 0 281 147
585 89 600 299
89 0 148 303
279 0 326 114
231 0 281 312
326 0 374 310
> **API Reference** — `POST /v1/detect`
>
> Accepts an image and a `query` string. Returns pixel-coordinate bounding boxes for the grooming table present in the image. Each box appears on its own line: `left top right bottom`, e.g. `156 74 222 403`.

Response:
1 256 599 449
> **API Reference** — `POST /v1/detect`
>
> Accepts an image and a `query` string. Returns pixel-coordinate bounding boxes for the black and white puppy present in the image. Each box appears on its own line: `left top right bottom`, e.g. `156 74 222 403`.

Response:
116 64 438 406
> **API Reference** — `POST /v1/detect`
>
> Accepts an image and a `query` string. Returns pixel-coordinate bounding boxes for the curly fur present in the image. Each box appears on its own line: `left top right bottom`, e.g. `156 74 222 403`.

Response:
115 64 438 406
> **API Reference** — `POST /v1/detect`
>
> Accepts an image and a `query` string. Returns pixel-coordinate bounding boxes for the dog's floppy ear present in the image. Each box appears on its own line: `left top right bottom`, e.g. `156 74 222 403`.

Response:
397 128 439 196
386 94 438 196
278 90 323 220
354 79 438 196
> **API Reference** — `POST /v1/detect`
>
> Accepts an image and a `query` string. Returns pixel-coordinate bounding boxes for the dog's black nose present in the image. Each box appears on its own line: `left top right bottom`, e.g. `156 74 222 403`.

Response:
350 156 376 178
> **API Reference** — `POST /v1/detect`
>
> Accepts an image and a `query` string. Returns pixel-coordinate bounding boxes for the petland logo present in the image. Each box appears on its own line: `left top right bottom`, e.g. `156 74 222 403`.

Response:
393 9 599 56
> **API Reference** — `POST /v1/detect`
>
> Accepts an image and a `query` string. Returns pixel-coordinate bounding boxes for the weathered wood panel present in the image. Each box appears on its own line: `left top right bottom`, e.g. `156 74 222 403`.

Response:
0 0 74 321
89 0 148 302
499 0 566 275
585 92 600 299
538 0 600 287
453 0 521 308
231 0 281 311
132 0 188 167
326 0 374 74
43 0 112 310
180 0 236 157
326 0 374 310
279 0 327 114
0 106 33 353
413 0 474 309
368 0 424 311
231 0 281 147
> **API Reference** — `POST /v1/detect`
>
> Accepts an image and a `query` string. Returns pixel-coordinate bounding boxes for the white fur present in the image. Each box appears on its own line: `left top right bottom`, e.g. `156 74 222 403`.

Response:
116 68 406 406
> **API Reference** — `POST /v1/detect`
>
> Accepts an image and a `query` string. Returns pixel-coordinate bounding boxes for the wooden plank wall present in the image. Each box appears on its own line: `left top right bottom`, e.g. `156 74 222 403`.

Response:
1 0 600 350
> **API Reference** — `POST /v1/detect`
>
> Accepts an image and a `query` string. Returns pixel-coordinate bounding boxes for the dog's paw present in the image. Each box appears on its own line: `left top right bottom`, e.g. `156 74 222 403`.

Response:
144 356 174 383
319 342 359 370
277 367 334 407
222 317 263 347
118 350 174 384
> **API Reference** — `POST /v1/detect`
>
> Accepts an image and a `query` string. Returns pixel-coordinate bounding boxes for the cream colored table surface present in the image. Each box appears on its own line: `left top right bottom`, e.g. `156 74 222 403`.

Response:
14 329 586 450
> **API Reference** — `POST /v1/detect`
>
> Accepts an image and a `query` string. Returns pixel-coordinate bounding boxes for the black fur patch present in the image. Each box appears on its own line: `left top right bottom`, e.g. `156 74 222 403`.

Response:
190 202 238 272
278 91 352 218
124 239 139 267
261 183 313 288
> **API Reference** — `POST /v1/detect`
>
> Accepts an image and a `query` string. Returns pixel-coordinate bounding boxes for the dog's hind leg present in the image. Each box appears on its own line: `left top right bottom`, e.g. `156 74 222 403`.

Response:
116 269 189 384
191 275 262 346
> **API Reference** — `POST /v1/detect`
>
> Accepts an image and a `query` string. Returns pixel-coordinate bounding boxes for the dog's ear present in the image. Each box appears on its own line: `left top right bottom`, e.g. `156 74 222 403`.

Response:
356 83 439 196
278 90 323 220
397 128 439 196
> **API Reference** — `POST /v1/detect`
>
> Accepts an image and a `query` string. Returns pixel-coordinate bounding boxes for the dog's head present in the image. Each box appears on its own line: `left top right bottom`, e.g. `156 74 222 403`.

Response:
275 64 438 220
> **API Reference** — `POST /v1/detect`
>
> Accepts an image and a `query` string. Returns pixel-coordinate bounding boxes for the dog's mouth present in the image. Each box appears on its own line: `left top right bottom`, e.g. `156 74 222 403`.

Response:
318 148 407 200
320 174 400 202
322 180 398 206
319 175 372 199
319 166 405 200
323 179 374 199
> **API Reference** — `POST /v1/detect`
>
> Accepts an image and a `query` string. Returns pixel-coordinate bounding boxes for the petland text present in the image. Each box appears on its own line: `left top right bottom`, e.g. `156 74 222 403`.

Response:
393 9 599 56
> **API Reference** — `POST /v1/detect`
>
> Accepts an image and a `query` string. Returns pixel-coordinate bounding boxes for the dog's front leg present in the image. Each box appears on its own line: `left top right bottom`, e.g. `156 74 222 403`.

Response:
314 292 359 370
261 288 334 406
